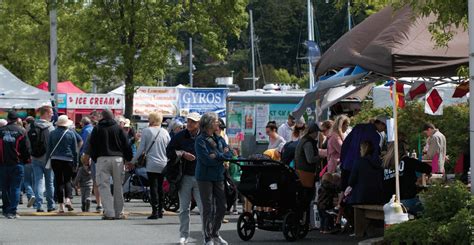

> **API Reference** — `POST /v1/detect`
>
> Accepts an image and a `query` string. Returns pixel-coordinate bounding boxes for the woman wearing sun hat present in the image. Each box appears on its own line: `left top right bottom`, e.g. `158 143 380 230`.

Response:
47 115 78 213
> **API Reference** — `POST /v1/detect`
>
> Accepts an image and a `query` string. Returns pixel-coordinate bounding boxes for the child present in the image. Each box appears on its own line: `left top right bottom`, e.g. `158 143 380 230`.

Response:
317 173 339 233
74 165 93 212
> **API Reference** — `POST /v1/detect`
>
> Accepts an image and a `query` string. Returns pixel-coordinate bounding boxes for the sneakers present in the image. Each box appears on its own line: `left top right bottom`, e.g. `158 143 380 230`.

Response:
6 213 20 219
36 209 45 213
204 240 214 245
27 197 36 208
212 236 228 245
178 237 188 245
47 208 57 212
96 205 103 213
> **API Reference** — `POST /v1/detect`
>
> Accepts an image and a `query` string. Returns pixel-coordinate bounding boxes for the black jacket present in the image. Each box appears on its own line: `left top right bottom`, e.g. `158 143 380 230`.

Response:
166 129 198 176
0 123 30 165
348 156 384 205
89 119 132 162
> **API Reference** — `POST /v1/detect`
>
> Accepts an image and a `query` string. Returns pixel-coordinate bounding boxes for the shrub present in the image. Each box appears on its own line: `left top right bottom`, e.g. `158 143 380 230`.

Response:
384 181 473 244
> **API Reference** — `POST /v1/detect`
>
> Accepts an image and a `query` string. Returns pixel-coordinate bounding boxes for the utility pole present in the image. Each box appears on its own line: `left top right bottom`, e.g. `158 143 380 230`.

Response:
250 10 256 90
307 0 315 89
49 1 58 96
347 0 352 31
189 37 193 87
468 0 474 193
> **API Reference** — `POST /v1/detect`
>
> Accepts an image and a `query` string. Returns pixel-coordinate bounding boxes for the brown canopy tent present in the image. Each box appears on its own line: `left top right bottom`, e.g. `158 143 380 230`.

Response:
293 5 471 202
293 5 469 119
315 6 468 78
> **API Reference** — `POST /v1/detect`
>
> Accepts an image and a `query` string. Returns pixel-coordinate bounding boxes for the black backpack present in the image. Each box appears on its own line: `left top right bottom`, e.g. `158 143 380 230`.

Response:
28 122 47 157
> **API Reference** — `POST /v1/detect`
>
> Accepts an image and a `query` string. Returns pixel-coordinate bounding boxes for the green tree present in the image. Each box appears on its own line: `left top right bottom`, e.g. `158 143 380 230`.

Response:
69 1 248 118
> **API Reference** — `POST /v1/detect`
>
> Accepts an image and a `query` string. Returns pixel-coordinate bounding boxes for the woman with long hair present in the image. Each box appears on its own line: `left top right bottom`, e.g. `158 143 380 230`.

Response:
326 115 350 173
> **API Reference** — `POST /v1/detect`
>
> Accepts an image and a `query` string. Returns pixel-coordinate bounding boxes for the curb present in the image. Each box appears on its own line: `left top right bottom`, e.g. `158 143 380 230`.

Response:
18 211 178 217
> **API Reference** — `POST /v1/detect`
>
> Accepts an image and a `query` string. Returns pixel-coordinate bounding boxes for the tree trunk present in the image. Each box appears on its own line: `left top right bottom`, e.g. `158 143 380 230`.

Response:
124 70 134 119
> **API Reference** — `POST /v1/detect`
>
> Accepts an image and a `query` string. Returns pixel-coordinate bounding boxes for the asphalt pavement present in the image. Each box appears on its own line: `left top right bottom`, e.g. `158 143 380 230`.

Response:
0 196 364 245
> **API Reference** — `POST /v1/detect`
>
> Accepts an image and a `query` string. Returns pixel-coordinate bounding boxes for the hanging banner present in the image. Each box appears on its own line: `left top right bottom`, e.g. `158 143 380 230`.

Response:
269 104 296 126
227 102 242 136
242 103 255 135
255 104 270 143
133 87 178 117
60 93 124 110
178 88 228 117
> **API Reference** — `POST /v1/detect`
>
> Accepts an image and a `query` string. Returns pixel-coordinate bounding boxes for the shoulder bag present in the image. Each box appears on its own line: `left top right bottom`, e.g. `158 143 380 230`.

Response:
136 129 161 168
45 129 69 169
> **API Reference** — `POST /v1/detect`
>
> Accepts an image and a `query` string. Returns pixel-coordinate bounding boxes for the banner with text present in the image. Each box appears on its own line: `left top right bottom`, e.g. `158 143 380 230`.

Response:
133 87 178 117
58 93 124 110
178 88 228 117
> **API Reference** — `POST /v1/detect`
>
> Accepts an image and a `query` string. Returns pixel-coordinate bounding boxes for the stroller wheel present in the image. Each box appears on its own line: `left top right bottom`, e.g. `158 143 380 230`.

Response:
282 212 299 242
164 193 180 212
237 212 256 241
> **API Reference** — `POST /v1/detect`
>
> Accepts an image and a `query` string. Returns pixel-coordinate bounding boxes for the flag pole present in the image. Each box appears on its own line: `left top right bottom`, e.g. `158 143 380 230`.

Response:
392 80 401 203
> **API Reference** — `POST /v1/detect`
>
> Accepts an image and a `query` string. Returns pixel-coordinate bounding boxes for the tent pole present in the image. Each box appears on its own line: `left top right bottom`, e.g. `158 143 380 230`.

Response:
392 80 401 202
468 0 474 194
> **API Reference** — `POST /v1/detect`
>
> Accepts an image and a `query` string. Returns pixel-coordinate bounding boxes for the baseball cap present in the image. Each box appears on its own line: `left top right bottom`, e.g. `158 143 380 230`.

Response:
187 112 201 122
7 111 18 121
375 115 388 124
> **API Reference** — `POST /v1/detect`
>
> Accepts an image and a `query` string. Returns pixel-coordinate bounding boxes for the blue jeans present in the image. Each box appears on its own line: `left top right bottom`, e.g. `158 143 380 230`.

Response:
22 163 35 199
0 164 24 215
401 197 423 216
178 175 203 239
32 160 55 210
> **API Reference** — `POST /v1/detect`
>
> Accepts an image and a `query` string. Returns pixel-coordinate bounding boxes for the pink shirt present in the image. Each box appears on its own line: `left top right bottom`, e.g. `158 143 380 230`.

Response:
327 132 343 173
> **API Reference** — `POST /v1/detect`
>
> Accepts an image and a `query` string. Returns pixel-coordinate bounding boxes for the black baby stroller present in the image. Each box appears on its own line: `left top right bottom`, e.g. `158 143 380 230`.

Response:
227 156 309 242
123 167 150 203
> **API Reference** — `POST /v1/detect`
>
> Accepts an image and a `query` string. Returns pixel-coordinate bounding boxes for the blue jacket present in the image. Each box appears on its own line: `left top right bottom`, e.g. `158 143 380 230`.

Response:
340 123 382 171
80 124 93 154
195 133 233 182
47 127 78 165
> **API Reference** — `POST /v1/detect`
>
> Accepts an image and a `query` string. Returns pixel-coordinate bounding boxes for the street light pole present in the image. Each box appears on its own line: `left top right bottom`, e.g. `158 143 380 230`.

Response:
189 37 193 87
250 10 256 90
49 1 58 96
468 0 474 193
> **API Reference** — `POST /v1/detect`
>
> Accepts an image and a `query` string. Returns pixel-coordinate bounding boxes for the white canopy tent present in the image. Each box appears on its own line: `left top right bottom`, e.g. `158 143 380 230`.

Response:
0 65 52 109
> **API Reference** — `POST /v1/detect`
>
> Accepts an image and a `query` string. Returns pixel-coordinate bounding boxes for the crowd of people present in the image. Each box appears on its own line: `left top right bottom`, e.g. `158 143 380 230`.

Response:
0 105 449 243
259 114 446 234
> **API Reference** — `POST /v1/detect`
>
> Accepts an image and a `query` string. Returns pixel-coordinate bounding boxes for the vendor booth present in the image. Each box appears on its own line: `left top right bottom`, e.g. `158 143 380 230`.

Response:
292 5 469 212
0 65 51 118
57 93 124 125
37 81 85 94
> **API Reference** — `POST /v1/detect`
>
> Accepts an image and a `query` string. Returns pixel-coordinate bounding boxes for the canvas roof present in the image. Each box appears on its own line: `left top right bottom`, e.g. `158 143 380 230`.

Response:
315 6 469 78
37 81 85 94
0 65 51 109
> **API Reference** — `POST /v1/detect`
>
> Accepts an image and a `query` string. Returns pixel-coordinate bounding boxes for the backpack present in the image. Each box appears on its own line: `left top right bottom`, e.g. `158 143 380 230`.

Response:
28 122 48 157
